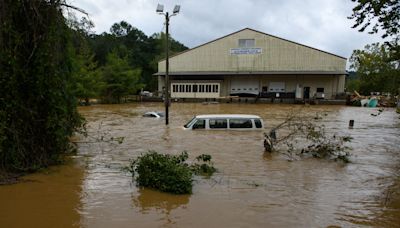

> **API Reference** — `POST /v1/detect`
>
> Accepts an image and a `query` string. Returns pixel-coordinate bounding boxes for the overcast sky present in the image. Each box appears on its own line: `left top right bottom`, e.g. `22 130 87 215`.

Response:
71 0 387 66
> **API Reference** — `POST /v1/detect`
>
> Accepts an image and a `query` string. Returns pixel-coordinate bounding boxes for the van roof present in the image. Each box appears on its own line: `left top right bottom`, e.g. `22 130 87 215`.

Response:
195 114 262 119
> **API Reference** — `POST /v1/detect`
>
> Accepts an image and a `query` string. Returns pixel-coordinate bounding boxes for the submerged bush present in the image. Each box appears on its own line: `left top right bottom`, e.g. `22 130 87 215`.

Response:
264 111 352 163
190 154 217 176
128 151 216 194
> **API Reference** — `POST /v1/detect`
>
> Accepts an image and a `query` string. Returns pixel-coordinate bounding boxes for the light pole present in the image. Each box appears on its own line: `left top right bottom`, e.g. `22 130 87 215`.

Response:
157 4 180 125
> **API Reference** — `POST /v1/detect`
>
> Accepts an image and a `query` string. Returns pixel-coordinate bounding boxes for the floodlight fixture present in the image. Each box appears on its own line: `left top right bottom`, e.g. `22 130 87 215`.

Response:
156 4 164 13
173 5 180 14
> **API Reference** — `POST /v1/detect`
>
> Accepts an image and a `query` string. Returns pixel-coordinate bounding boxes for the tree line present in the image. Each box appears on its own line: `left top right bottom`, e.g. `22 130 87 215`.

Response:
70 19 188 104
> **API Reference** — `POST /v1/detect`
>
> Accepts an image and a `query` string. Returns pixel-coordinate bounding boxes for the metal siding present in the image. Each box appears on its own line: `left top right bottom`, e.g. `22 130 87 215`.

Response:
158 29 346 73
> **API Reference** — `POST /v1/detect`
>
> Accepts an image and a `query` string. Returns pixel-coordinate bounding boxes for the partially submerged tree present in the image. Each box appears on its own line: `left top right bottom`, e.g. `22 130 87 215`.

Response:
264 111 352 162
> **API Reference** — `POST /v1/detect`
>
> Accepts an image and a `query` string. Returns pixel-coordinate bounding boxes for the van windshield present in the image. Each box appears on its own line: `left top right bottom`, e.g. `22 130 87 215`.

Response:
184 117 196 128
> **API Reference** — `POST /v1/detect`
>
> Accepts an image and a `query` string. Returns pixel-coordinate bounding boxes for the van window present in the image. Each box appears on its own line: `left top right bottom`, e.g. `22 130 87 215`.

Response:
192 119 205 129
229 119 253 128
209 119 227 129
254 119 262 128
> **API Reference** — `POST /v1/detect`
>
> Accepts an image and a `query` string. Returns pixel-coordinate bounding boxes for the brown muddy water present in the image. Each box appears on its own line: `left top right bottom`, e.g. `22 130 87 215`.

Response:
1 103 399 228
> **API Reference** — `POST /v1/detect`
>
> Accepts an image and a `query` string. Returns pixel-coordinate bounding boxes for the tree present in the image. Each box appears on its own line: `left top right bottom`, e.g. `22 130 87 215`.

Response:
348 0 400 38
349 43 400 95
0 0 83 173
100 51 143 103
71 45 102 105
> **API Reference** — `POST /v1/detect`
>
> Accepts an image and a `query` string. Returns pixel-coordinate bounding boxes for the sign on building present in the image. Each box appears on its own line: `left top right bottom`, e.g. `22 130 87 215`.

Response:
230 48 262 55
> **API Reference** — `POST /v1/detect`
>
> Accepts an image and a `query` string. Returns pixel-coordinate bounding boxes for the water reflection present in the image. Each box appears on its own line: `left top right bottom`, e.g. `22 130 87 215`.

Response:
132 188 190 214
0 160 84 228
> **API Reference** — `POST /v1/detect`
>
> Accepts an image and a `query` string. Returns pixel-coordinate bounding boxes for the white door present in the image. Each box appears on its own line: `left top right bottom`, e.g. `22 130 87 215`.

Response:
230 77 259 95
269 82 285 92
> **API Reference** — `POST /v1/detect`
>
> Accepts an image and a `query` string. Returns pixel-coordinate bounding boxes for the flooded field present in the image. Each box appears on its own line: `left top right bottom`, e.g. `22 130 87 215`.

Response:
1 103 399 227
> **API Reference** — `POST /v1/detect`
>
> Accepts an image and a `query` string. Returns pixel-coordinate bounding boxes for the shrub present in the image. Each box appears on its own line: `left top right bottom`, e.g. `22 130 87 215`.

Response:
129 151 193 194
128 151 217 194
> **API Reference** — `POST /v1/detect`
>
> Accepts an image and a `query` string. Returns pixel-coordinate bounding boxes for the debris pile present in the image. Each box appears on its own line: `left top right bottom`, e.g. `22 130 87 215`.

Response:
347 91 397 107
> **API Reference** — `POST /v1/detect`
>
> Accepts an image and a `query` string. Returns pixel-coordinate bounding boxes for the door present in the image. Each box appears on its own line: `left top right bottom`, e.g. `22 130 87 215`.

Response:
230 77 259 96
303 87 310 99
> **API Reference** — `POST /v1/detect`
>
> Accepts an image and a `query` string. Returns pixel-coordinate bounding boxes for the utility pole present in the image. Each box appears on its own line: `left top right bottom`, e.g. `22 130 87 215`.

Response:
165 12 170 125
157 4 180 125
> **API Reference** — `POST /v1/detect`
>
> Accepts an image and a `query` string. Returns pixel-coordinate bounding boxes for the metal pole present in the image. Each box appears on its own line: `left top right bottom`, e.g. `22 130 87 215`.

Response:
165 12 169 125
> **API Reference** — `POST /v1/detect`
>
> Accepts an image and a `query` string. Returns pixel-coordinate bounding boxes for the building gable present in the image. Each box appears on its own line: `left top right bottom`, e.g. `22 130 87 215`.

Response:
158 28 346 73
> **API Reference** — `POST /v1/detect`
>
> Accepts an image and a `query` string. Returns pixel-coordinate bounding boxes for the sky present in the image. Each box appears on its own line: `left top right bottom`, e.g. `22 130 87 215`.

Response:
71 0 387 67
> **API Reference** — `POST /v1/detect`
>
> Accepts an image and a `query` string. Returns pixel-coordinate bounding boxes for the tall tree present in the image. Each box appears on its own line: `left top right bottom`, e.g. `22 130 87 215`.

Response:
71 44 102 105
100 51 143 103
0 0 83 172
349 43 400 95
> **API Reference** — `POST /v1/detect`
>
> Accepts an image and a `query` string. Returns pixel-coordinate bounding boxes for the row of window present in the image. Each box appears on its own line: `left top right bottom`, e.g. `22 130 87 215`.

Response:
172 84 219 93
193 118 262 129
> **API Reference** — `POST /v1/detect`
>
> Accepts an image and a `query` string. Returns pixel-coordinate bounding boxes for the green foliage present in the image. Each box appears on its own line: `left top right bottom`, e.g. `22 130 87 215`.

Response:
0 1 83 172
128 151 217 194
349 43 400 95
345 71 361 92
190 154 216 176
129 151 193 194
348 0 399 38
89 22 188 91
71 43 102 105
100 51 143 103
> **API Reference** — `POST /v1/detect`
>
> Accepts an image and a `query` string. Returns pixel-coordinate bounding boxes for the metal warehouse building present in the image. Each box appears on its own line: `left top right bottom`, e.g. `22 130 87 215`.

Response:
155 28 347 100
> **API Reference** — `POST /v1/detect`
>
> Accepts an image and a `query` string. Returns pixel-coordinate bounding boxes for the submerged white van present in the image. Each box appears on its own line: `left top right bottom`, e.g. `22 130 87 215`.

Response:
184 114 264 130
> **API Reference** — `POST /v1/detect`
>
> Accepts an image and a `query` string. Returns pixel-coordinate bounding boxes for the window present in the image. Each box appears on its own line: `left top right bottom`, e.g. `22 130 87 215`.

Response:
186 85 191 93
238 39 255 47
192 119 205 129
229 119 253 128
254 119 262 128
193 85 198 92
199 85 204 92
179 84 184 92
212 85 218 93
173 85 177 92
317 88 324 93
209 119 227 129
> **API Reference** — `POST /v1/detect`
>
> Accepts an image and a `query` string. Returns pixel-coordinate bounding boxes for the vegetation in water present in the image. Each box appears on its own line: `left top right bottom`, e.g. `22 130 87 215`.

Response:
264 111 352 163
190 154 217 176
127 151 216 194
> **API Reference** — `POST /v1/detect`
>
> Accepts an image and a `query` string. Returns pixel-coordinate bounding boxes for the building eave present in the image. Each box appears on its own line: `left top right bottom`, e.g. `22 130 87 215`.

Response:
153 71 348 76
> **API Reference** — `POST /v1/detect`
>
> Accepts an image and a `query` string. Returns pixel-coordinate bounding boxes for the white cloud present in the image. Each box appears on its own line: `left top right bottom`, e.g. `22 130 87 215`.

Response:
71 0 388 63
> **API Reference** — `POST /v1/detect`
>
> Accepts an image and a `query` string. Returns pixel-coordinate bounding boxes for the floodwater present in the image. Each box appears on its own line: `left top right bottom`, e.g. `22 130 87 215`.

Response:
1 103 399 228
